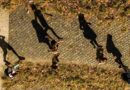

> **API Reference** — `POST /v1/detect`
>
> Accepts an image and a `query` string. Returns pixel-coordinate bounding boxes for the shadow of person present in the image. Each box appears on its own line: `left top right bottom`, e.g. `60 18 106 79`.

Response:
78 13 101 48
121 72 130 84
0 35 25 65
31 20 53 49
106 34 127 69
30 4 63 40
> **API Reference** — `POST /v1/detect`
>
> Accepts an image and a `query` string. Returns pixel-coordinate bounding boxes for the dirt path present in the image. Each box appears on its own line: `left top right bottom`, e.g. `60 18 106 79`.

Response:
0 8 9 90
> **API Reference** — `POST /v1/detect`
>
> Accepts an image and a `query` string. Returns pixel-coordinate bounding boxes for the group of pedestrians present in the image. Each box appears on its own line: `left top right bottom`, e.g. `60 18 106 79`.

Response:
25 2 130 75
78 13 130 84
78 13 129 72
1 1 129 80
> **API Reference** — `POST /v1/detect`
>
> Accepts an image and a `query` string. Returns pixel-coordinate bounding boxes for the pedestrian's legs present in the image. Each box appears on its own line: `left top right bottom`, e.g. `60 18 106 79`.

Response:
93 39 102 47
49 27 63 40
115 58 127 68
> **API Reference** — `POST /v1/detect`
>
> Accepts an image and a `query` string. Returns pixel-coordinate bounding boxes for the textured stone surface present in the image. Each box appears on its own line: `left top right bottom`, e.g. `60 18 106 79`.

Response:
9 6 130 69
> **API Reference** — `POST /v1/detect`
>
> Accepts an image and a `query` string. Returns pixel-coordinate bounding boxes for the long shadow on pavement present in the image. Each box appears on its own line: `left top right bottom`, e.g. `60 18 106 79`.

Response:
31 4 63 40
78 13 101 48
106 34 128 70
0 35 25 65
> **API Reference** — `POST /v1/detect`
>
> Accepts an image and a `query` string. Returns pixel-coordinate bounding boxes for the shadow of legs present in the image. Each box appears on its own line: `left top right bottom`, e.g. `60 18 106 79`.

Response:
90 40 96 48
45 27 63 40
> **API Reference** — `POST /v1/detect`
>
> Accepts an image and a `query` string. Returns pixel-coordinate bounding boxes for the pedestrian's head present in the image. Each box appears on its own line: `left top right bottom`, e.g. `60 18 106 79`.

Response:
51 40 57 45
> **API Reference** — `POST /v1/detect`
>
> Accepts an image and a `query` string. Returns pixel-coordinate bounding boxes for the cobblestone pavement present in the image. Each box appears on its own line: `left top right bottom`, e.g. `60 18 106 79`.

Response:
9 6 130 69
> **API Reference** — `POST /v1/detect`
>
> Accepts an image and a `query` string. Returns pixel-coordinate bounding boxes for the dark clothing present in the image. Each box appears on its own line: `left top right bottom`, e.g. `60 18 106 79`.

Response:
4 67 12 77
51 65 58 70
50 40 58 51
96 47 107 62
51 55 59 70
96 47 103 56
